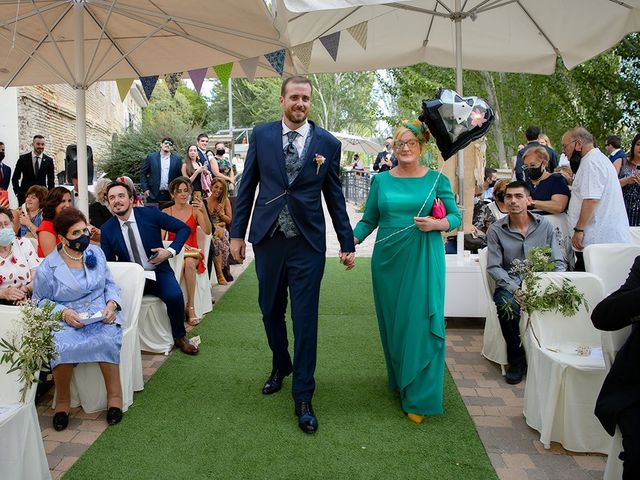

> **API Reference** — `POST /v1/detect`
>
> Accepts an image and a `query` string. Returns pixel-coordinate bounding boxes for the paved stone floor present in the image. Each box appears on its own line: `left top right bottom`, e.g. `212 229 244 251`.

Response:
36 201 608 479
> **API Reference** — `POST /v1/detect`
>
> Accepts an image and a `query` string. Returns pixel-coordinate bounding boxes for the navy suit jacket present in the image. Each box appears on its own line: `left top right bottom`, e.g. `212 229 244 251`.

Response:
231 120 354 254
592 255 640 435
100 206 190 274
0 163 11 191
139 151 182 201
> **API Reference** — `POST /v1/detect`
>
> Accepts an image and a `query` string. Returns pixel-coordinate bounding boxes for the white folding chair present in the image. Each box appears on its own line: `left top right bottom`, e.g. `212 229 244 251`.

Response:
0 305 50 480
522 272 609 453
60 262 146 413
584 243 640 479
629 227 640 245
478 248 508 375
138 241 184 354
181 227 213 319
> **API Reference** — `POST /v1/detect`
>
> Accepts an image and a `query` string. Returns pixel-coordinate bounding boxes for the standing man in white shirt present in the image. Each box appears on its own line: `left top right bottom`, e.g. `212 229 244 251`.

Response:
140 138 182 207
563 127 630 270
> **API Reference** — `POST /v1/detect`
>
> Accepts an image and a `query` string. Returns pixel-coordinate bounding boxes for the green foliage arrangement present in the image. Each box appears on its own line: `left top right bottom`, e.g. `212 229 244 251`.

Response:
0 301 62 402
502 246 588 320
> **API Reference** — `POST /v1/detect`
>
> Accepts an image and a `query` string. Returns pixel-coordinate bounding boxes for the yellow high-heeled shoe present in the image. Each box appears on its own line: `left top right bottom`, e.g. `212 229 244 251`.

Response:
407 413 424 424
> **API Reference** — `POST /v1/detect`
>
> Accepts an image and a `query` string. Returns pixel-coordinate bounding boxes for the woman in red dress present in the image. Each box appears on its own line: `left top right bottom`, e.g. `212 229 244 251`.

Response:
162 177 212 325
37 186 73 257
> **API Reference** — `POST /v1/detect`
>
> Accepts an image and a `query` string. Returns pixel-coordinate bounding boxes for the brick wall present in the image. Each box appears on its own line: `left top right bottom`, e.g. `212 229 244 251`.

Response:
16 81 142 180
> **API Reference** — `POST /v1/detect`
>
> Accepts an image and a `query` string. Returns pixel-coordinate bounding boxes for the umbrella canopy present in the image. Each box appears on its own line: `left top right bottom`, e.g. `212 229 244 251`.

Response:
331 131 382 155
0 0 292 213
275 0 640 75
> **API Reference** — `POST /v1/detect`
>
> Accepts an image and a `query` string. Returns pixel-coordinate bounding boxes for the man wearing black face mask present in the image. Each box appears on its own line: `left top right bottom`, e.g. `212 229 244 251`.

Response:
0 142 11 207
482 168 498 202
563 127 629 271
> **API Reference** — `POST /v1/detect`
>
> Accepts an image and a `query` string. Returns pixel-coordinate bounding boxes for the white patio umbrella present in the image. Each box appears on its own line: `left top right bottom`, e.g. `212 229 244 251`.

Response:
331 131 382 155
0 0 293 213
274 0 640 241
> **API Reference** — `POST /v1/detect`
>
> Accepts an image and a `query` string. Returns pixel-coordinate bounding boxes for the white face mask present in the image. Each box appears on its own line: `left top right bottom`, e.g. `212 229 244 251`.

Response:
0 227 15 246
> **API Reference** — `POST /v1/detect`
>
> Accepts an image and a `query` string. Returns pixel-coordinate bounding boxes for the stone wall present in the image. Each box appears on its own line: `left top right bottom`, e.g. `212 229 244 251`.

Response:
16 81 143 179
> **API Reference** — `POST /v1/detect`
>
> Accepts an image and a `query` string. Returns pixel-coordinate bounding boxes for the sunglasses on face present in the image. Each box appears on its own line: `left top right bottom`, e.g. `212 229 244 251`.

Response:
162 141 173 146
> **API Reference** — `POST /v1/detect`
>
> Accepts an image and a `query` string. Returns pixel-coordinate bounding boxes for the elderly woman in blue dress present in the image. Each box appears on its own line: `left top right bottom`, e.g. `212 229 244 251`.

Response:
33 208 123 431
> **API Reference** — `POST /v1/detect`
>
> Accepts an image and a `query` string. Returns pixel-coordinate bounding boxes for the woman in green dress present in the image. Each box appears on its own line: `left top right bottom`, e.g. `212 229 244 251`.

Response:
353 121 461 424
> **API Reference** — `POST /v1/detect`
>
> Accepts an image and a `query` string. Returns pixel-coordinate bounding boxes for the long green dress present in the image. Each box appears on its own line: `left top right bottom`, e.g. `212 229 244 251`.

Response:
353 169 461 415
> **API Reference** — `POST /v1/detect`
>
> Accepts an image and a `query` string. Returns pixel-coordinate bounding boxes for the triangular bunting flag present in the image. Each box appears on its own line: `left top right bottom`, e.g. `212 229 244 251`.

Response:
264 49 286 76
291 41 313 71
188 67 208 95
164 72 183 98
140 75 159 101
116 78 134 102
213 62 234 87
319 31 340 61
239 57 259 82
347 21 368 50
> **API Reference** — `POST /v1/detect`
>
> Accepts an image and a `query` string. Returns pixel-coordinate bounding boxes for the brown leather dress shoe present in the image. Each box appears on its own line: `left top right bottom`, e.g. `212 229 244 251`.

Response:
174 337 199 355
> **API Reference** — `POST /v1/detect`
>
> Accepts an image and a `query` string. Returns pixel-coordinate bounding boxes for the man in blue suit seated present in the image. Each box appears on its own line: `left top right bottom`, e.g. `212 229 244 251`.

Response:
230 75 355 433
140 137 182 206
100 181 199 355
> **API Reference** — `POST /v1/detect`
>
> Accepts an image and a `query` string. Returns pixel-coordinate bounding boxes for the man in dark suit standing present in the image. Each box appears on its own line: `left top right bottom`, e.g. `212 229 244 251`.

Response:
373 136 396 172
230 76 355 434
196 133 209 165
592 256 640 479
140 138 182 205
0 142 11 207
11 135 55 205
101 181 199 355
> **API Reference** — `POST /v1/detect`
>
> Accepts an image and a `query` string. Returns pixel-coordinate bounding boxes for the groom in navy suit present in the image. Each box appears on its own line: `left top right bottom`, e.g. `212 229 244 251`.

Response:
230 76 355 433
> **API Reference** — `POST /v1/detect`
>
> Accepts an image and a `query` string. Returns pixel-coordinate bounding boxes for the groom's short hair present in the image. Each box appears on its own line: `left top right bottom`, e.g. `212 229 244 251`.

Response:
281 76 312 96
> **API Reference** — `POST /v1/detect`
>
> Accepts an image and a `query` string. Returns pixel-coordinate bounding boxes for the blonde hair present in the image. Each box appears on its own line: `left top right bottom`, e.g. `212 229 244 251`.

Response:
211 177 228 205
393 120 430 158
538 134 552 148
522 146 549 165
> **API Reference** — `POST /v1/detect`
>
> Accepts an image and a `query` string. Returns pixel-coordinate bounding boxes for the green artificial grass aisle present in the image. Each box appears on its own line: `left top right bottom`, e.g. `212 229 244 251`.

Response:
65 258 496 480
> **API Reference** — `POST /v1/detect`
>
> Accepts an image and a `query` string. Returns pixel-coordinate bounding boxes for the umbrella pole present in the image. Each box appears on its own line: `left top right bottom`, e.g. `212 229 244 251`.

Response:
74 1 89 217
454 0 465 256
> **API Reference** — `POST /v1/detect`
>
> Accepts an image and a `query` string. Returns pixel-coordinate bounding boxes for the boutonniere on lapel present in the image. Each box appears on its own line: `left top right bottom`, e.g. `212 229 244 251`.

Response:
314 154 326 175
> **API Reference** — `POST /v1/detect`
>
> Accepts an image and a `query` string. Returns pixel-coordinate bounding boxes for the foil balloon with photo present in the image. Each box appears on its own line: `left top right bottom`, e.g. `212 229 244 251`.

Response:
419 88 494 160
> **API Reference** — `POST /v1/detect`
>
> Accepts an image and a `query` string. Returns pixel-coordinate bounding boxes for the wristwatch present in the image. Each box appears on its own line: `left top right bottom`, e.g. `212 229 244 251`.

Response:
573 227 584 233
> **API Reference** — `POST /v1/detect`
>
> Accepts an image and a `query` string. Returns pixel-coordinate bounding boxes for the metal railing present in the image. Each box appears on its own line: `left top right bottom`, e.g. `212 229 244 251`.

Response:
341 170 372 205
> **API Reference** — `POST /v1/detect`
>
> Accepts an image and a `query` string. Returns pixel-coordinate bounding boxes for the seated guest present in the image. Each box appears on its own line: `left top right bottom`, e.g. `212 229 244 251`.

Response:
37 186 72 257
206 177 233 284
469 179 508 251
33 208 124 431
162 177 212 325
0 207 40 305
523 147 570 215
592 255 640 480
15 184 47 238
89 177 113 229
101 181 199 354
524 147 573 268
487 181 565 385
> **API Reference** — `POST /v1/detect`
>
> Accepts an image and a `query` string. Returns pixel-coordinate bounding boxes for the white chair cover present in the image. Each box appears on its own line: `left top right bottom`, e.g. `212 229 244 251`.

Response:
543 213 574 270
181 227 213 319
138 242 184 354
61 262 146 413
583 243 640 479
629 227 640 245
0 305 50 480
522 272 610 453
478 248 508 374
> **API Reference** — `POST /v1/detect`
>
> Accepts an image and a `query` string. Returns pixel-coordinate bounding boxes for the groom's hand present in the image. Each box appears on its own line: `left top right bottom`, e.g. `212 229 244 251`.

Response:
339 251 355 271
231 239 246 264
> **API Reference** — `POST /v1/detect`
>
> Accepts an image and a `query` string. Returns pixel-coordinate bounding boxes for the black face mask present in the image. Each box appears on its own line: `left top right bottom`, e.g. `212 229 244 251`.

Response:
569 150 582 174
216 149 226 156
494 191 505 203
488 180 497 188
526 165 545 181
0 152 4 161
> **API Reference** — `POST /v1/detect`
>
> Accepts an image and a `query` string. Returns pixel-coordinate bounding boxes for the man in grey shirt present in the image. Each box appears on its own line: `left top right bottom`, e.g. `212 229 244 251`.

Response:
487 180 566 385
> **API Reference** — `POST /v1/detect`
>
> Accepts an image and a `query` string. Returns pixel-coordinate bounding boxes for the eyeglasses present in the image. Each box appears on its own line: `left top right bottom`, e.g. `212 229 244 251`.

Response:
561 139 577 151
162 141 173 146
522 163 543 171
393 140 419 150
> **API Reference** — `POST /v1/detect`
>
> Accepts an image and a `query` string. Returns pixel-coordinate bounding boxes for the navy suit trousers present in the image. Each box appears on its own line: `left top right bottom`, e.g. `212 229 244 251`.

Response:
254 231 325 402
143 269 186 339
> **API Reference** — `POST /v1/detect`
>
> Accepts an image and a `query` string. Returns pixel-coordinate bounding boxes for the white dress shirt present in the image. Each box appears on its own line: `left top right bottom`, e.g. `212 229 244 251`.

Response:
281 119 309 157
117 209 154 270
159 153 170 191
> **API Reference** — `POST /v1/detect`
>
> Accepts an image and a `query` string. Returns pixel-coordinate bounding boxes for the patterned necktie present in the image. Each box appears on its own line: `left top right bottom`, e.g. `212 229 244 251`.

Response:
284 130 301 182
125 221 143 265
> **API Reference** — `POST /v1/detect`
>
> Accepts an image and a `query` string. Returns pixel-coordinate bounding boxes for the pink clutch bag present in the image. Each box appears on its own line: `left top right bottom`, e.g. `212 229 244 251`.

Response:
430 198 447 219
